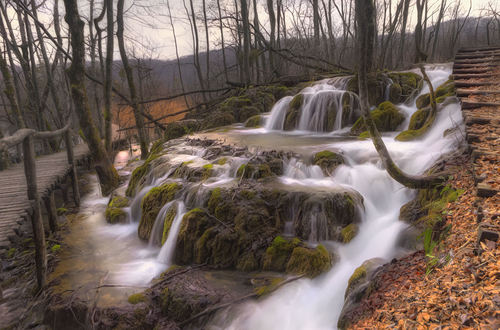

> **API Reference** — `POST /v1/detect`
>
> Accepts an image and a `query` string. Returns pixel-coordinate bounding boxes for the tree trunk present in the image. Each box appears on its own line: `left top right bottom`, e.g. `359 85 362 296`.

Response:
216 0 229 83
240 0 251 85
62 0 119 195
355 0 444 189
104 0 113 152
267 0 276 78
116 0 149 159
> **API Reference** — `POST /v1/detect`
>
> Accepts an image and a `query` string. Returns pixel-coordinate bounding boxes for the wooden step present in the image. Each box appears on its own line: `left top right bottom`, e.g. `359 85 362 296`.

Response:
457 89 500 97
461 101 500 109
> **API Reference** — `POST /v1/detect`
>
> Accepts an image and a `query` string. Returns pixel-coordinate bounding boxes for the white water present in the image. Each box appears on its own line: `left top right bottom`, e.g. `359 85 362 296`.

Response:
266 76 357 133
207 63 464 329
157 202 187 265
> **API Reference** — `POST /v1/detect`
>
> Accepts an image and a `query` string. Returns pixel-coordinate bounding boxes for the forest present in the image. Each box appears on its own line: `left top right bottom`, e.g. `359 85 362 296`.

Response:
0 0 498 329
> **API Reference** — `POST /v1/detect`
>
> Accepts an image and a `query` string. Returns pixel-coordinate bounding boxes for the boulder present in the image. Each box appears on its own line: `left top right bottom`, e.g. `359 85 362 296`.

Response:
313 150 344 175
244 115 262 128
351 101 405 134
284 94 303 130
105 195 130 224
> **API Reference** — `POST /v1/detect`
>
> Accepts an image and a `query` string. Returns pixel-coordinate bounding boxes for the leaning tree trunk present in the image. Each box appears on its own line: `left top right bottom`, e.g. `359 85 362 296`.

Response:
117 0 149 159
63 0 119 195
355 0 444 189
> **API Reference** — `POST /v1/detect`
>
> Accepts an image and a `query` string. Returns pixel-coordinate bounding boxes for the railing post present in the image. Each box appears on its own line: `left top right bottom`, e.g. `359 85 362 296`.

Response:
22 135 47 289
43 190 58 233
64 130 80 206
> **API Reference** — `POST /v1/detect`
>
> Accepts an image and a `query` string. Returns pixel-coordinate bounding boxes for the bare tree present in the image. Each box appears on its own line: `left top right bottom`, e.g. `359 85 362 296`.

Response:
117 0 149 159
62 0 119 195
355 0 444 189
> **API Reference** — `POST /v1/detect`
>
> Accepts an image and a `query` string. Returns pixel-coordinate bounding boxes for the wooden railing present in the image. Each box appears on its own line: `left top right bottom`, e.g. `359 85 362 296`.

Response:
0 122 80 289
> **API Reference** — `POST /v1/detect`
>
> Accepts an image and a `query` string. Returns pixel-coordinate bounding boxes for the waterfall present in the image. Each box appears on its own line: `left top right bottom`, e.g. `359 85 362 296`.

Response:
264 76 358 133
149 201 175 247
265 96 293 130
211 64 464 329
129 186 153 222
157 202 187 265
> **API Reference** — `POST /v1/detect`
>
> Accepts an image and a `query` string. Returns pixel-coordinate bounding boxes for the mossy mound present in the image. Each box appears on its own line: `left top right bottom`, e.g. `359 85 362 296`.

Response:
313 150 344 175
138 182 182 241
262 236 301 272
202 112 235 129
126 149 166 197
164 120 200 141
341 223 358 243
105 196 130 224
388 72 423 101
351 101 405 134
408 107 430 130
237 163 274 180
244 115 262 128
286 244 332 277
172 161 213 182
284 94 303 130
415 80 455 110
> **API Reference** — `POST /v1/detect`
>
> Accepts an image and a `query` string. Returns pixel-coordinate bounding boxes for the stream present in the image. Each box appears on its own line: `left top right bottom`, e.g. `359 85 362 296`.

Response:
52 64 464 328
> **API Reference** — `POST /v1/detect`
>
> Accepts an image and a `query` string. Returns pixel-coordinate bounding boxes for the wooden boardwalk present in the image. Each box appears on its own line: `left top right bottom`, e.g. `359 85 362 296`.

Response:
0 144 90 249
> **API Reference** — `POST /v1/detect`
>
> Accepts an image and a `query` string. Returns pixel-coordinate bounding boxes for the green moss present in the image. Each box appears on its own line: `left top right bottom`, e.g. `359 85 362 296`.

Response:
161 205 178 245
202 163 213 180
313 150 344 175
216 157 227 165
389 83 402 103
105 207 127 224
126 163 150 197
237 163 273 179
351 101 405 134
347 265 367 289
262 236 301 272
358 131 370 139
7 247 16 258
208 188 222 213
408 107 430 130
245 115 262 128
108 196 129 208
415 80 455 111
236 252 258 271
203 112 236 129
341 224 358 243
254 277 285 297
56 207 68 216
285 244 332 277
396 109 435 142
51 244 61 253
128 293 145 305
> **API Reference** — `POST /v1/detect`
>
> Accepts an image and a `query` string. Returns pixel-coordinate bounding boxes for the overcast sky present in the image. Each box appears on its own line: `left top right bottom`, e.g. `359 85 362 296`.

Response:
9 0 499 61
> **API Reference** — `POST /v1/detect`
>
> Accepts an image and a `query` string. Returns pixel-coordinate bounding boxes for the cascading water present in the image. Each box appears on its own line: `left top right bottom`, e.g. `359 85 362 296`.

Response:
265 76 359 133
207 63 464 329
157 202 187 265
54 64 463 327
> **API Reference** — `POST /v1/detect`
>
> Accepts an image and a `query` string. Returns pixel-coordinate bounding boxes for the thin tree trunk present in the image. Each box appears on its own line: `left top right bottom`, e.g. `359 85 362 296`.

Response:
117 0 149 159
240 0 251 85
62 0 119 195
0 43 24 128
216 0 229 83
202 0 210 91
104 0 113 152
355 0 444 189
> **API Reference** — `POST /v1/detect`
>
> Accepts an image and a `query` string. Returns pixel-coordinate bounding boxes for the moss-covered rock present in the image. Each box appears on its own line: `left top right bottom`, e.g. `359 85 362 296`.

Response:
313 150 344 175
408 107 430 130
105 196 130 224
138 182 182 241
351 101 405 134
389 82 402 103
284 94 303 130
164 120 200 141
237 163 274 179
244 115 262 128
262 236 301 272
341 223 358 243
285 244 333 277
388 72 423 100
203 112 235 129
415 80 455 110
